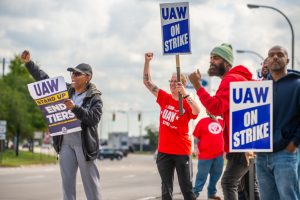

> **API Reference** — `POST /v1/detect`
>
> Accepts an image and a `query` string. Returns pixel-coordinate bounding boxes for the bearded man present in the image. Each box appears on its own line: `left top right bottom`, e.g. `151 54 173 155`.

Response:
189 43 253 200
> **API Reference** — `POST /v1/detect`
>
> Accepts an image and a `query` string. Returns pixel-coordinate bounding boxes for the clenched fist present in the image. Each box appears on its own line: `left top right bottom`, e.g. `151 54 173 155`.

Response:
145 52 153 63
21 50 30 64
189 69 202 91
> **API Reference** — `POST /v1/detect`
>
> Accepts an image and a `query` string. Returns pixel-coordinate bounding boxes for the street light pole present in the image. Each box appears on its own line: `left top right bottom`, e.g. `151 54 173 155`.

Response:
1 58 5 78
236 50 264 61
247 4 295 70
138 112 143 152
236 49 265 80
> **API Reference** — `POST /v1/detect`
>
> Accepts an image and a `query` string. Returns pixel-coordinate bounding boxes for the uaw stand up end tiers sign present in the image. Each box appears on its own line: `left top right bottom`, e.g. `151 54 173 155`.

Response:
160 2 191 55
28 76 81 136
230 81 273 152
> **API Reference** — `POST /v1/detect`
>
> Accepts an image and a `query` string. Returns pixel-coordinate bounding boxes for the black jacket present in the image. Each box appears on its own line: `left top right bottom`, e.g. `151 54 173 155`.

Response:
25 61 103 161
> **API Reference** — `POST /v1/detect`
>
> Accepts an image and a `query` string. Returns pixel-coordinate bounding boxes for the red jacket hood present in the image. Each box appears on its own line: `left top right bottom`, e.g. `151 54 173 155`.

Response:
226 65 253 81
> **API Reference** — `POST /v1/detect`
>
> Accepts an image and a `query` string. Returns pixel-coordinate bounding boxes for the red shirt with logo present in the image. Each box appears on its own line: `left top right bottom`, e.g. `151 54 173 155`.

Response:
156 89 198 155
193 117 224 159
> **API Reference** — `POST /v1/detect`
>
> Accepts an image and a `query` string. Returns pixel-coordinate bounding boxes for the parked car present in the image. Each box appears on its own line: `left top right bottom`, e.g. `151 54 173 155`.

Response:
97 148 123 161
116 148 128 157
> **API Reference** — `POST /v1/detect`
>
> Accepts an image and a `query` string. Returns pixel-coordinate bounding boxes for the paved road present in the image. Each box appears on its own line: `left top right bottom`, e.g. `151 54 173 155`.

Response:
0 153 223 200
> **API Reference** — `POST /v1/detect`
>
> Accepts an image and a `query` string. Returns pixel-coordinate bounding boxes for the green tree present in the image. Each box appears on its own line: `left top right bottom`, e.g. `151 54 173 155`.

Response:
0 55 47 154
145 124 158 151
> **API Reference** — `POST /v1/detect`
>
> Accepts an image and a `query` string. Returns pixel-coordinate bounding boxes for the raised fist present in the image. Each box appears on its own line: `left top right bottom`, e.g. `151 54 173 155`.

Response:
145 52 153 62
21 50 30 64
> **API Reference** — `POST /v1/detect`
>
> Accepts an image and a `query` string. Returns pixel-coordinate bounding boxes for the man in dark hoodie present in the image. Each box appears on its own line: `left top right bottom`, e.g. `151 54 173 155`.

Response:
256 45 300 200
189 43 252 200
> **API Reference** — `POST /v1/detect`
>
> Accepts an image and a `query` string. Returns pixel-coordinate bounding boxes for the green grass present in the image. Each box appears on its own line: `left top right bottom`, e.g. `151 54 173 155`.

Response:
0 149 57 167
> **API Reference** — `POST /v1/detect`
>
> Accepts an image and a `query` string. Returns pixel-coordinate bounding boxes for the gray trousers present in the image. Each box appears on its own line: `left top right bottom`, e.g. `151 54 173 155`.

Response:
59 144 101 200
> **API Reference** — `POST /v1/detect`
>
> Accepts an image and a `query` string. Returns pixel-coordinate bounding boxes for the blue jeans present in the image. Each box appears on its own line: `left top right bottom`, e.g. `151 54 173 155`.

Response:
194 155 224 198
298 152 300 191
256 149 300 200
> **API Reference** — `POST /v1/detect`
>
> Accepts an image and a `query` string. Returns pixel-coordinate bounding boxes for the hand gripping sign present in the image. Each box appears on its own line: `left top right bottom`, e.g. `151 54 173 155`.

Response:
27 76 81 136
160 2 191 115
230 81 273 152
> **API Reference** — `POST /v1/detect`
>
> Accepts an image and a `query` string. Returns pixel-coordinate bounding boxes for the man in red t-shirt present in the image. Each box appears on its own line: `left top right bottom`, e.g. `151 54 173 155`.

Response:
193 112 224 200
143 52 200 200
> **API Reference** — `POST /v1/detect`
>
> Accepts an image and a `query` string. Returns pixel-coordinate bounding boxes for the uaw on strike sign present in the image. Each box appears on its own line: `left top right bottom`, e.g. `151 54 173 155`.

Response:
230 81 273 152
160 2 191 54
28 76 81 136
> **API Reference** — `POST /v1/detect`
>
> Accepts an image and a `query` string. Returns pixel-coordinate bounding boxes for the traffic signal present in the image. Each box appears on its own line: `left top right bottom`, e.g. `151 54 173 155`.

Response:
138 112 142 121
112 112 116 121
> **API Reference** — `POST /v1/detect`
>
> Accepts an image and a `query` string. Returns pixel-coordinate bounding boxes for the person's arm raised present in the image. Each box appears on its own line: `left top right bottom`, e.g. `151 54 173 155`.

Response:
143 52 159 97
21 50 49 81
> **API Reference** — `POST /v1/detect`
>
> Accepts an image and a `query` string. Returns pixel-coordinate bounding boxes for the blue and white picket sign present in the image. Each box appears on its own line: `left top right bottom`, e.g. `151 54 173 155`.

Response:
256 68 263 80
160 2 191 55
230 81 273 152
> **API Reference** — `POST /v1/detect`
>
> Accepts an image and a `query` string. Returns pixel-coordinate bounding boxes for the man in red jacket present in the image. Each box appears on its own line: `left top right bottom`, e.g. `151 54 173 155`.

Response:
189 43 252 200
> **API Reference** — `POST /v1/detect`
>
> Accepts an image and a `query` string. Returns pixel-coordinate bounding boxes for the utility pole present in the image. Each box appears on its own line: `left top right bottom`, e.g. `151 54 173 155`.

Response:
138 112 143 152
2 58 5 78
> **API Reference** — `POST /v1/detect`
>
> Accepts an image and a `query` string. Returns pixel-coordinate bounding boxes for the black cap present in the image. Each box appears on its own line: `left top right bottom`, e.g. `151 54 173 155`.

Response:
67 63 93 77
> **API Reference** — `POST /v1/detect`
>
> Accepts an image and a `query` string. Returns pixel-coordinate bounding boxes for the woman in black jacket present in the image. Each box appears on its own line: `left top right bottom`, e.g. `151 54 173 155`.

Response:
21 50 103 200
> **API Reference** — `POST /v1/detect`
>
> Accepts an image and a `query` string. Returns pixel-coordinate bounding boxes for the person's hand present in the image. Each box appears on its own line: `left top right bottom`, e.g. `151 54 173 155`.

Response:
64 99 75 110
176 82 187 96
245 152 256 166
286 142 297 153
188 69 202 90
145 52 153 63
223 152 226 160
193 149 198 157
21 50 30 64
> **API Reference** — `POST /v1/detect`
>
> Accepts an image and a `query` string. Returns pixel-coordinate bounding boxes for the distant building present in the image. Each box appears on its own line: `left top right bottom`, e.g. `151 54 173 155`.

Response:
129 135 151 152
106 132 151 152
108 132 129 151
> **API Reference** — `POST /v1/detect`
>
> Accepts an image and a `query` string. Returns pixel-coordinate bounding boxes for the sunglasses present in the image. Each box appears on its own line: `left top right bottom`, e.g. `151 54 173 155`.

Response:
71 71 85 77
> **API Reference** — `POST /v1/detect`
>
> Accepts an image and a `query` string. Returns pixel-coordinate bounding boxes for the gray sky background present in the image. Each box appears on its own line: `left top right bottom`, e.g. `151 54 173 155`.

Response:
1 0 299 139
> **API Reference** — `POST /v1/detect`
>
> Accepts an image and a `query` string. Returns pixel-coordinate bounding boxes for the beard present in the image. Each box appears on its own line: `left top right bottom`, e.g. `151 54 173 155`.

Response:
269 61 284 72
208 62 226 77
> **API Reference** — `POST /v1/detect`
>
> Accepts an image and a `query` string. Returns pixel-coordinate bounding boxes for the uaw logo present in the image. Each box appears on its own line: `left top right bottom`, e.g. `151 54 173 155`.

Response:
208 122 222 134
61 127 68 134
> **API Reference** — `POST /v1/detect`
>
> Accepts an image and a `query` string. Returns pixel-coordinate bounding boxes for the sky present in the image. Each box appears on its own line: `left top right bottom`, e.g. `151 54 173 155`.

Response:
1 0 299 139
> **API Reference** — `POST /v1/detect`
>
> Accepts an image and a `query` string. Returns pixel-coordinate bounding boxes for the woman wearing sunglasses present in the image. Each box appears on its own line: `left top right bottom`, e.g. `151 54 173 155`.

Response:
21 50 102 200
143 52 200 200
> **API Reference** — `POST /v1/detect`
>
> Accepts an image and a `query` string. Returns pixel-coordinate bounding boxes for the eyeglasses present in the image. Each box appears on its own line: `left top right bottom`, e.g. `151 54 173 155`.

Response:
71 71 85 77
168 80 178 83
